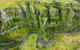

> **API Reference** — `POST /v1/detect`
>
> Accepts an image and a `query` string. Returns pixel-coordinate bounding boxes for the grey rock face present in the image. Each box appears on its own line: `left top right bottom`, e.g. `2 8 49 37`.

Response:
1 10 10 22
76 12 80 18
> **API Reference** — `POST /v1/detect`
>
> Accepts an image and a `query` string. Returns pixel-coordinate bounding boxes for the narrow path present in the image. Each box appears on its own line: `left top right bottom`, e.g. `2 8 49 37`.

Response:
3 32 55 50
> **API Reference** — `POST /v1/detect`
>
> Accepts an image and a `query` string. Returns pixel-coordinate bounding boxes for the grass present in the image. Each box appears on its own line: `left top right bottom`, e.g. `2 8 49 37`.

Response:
0 25 80 50
0 0 80 50
70 43 80 50
0 0 15 10
0 0 25 10
0 0 78 10
2 26 79 50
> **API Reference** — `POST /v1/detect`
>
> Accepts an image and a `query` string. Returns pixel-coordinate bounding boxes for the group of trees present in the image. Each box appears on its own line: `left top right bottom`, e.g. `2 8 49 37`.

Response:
0 0 80 49
0 0 80 33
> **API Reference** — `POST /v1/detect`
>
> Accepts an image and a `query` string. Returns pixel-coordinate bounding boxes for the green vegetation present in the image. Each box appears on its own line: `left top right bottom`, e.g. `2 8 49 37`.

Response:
0 0 80 50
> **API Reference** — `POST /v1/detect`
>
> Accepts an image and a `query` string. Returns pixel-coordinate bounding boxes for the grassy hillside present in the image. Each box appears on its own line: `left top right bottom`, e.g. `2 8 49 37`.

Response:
0 0 80 50
0 0 15 10
3 26 80 50
0 0 25 10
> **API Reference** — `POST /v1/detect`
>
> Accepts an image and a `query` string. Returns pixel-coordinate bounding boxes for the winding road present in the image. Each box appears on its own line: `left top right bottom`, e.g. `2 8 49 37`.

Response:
3 32 55 50
0 10 55 50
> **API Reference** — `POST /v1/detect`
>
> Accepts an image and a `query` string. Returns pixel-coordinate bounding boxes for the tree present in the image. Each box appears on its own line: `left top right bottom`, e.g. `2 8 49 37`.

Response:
0 11 2 30
44 3 51 24
0 19 2 30
52 1 62 19
34 7 40 28
17 2 27 21
26 2 32 18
